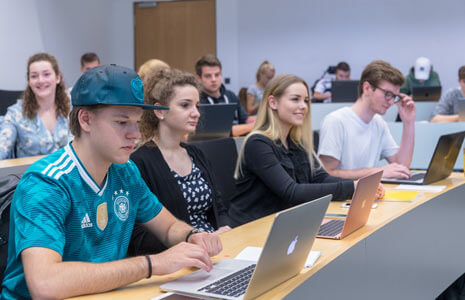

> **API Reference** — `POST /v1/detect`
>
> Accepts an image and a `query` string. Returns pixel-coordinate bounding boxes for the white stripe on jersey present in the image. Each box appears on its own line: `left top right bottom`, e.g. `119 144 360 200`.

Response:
54 161 76 180
41 152 68 175
47 156 72 178
65 144 100 194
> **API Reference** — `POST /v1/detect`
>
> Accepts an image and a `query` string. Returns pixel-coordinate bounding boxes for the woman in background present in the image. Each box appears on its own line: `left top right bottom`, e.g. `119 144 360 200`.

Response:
0 53 71 160
128 68 230 256
246 60 275 115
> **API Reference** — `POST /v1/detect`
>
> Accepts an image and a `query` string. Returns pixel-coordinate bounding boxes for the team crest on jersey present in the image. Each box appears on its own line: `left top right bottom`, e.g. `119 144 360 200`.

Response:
96 202 108 230
113 189 130 221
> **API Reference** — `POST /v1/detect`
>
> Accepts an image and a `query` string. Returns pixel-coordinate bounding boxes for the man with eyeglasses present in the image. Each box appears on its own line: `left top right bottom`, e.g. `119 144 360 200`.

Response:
317 60 416 180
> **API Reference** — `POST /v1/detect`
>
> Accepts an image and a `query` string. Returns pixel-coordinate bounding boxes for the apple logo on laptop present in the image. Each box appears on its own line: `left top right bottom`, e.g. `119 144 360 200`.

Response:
287 236 298 255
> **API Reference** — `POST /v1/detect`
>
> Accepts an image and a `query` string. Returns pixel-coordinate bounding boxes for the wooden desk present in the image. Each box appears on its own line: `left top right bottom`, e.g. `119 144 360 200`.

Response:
0 155 43 176
68 173 465 300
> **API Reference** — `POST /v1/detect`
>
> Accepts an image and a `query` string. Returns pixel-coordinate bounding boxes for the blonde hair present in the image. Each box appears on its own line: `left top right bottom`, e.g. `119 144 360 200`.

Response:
138 59 170 86
256 60 275 82
234 74 319 179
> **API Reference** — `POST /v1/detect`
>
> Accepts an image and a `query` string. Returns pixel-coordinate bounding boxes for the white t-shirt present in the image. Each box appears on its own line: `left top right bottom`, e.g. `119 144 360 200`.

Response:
318 107 399 170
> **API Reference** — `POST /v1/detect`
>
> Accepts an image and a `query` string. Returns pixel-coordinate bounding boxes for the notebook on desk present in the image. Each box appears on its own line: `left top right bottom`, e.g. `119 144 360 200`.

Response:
317 171 383 240
411 86 442 102
189 103 236 141
331 80 359 102
161 195 332 300
381 131 465 185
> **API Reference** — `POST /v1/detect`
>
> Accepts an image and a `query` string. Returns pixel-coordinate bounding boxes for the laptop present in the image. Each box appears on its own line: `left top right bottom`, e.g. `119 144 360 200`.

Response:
161 194 332 300
189 103 236 141
411 86 442 102
382 131 465 185
317 170 383 240
458 100 465 122
331 80 359 102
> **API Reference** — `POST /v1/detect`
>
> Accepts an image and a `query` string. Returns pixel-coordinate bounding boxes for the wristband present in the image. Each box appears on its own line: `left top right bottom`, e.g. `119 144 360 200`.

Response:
145 255 152 279
185 228 201 242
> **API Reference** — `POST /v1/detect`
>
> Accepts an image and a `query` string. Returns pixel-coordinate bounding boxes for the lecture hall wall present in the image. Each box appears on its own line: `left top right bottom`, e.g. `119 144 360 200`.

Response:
1 0 464 95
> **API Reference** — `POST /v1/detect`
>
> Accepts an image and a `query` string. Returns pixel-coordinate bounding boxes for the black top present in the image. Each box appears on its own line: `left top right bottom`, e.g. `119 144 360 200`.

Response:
127 141 229 256
228 134 355 227
200 84 248 124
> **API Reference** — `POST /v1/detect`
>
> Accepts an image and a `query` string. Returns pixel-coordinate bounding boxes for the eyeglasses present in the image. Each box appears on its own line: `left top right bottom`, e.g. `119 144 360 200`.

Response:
373 85 400 103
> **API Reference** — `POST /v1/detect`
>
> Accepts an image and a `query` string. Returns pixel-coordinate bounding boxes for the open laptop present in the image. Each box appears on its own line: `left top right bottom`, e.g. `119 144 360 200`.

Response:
189 103 236 141
331 80 359 102
382 131 465 185
458 100 465 122
161 195 332 300
411 86 442 102
317 170 382 240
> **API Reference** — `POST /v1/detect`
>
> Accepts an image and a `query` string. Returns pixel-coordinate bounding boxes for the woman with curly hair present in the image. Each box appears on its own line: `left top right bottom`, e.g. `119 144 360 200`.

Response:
0 53 72 159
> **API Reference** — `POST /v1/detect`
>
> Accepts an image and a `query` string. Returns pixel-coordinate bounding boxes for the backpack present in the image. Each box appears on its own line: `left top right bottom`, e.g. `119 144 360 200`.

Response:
0 174 21 289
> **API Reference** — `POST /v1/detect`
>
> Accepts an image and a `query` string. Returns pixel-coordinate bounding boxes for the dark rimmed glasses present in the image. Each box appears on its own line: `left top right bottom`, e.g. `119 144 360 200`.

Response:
373 85 401 103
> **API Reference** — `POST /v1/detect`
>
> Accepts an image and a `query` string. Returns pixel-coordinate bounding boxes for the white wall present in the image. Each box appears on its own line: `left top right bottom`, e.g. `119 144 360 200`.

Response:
0 0 134 91
216 0 465 94
0 0 45 90
1 0 464 95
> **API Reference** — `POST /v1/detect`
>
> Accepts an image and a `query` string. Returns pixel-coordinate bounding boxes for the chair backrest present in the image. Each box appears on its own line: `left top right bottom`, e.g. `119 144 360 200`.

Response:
0 174 21 290
192 137 238 210
238 87 248 113
0 90 23 116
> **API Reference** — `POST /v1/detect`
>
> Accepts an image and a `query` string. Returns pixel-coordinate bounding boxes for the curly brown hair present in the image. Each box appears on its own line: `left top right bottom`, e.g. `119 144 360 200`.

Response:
22 53 70 120
139 68 201 143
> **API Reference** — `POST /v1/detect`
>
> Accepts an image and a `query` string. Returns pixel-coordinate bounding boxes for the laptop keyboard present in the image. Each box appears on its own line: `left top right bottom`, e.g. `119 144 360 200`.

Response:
409 172 425 181
197 264 256 298
318 219 345 236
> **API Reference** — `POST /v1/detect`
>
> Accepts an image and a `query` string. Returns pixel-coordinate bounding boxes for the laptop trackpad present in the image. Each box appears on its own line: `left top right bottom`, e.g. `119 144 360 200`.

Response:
162 259 252 289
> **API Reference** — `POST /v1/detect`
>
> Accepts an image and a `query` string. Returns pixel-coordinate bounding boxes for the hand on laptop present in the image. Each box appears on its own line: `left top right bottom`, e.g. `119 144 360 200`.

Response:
188 231 223 257
151 242 214 275
396 93 416 123
380 163 411 179
376 183 385 199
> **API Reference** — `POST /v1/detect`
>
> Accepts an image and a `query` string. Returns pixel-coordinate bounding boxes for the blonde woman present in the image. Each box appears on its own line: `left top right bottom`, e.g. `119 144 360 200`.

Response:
246 60 275 114
228 74 356 227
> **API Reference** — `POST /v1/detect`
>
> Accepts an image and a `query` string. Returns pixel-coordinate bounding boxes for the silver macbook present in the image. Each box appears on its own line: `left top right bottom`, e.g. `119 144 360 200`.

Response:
382 131 465 185
160 194 332 300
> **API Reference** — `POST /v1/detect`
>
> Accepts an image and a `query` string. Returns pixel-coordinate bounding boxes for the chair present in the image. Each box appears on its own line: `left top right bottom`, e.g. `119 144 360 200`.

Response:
192 137 238 210
0 174 21 290
238 87 248 114
0 90 22 116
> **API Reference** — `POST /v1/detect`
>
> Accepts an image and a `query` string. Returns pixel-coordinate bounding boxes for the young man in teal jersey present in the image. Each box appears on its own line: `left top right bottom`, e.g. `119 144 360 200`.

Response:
1 65 223 299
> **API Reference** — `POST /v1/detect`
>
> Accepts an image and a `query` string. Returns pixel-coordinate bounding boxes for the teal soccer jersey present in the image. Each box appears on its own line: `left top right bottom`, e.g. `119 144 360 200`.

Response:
1 143 162 299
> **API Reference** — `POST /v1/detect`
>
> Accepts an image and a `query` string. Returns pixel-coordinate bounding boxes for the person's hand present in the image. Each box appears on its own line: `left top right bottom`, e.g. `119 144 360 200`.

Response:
188 231 223 257
397 93 416 123
246 115 256 124
215 226 232 234
151 242 213 275
375 183 385 199
381 163 411 179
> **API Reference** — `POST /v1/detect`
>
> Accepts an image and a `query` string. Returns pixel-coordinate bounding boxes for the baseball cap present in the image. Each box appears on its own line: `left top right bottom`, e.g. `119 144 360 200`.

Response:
71 64 169 110
414 57 431 81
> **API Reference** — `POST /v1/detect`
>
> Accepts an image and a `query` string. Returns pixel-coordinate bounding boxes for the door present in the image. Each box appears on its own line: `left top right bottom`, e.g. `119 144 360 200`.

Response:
134 0 216 74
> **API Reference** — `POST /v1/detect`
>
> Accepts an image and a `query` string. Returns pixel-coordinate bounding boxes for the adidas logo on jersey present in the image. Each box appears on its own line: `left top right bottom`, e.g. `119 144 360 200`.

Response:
81 213 93 228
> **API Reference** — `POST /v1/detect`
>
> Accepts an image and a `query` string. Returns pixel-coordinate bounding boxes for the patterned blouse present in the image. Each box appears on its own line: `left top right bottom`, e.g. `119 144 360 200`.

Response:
0 100 72 160
171 160 215 232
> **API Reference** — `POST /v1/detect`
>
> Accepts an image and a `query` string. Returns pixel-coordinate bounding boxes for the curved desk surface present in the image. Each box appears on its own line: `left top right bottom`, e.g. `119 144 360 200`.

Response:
66 173 465 300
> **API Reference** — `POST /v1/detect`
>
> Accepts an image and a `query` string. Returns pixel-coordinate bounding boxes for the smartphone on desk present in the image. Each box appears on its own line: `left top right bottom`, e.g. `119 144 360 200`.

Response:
341 202 378 209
